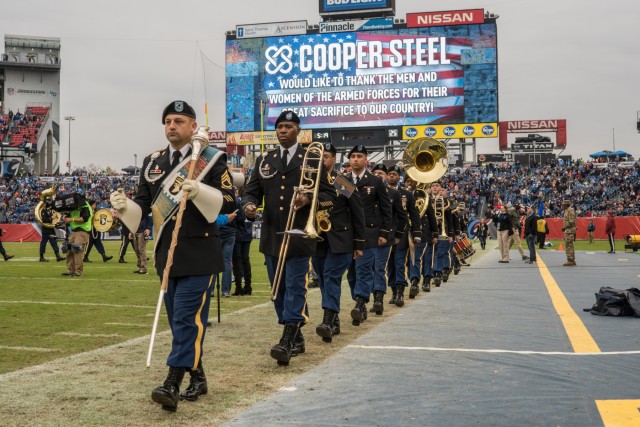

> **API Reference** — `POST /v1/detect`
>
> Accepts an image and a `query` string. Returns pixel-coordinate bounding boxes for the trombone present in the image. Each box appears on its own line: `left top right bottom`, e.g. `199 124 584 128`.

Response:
270 142 326 302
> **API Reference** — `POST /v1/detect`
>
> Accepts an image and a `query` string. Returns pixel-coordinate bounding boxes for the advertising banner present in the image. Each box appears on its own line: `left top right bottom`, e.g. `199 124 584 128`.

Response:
226 130 313 146
236 21 307 39
498 119 567 149
403 123 498 139
319 0 395 17
407 9 485 28
226 22 498 132
318 17 394 33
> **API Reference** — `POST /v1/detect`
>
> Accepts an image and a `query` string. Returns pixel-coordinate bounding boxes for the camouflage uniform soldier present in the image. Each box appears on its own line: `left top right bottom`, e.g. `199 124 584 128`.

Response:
561 199 576 266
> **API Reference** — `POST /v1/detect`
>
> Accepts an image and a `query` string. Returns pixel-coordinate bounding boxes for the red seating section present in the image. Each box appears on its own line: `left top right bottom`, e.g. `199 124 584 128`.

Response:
4 106 49 147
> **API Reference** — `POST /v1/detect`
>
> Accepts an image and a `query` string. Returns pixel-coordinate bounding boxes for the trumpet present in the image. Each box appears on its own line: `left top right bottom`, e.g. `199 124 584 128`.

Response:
434 195 450 238
271 142 327 302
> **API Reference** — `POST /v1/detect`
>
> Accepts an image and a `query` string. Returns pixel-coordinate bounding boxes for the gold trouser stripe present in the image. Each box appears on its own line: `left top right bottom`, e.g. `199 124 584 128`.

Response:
300 262 310 324
536 257 600 353
192 275 214 370
402 248 410 283
383 246 393 289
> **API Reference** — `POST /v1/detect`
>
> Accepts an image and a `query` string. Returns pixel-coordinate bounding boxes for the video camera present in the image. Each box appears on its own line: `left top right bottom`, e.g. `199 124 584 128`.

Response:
54 192 87 213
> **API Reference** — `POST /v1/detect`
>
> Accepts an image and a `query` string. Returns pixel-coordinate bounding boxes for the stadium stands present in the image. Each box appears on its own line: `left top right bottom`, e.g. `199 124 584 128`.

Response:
1 106 50 148
1 158 638 225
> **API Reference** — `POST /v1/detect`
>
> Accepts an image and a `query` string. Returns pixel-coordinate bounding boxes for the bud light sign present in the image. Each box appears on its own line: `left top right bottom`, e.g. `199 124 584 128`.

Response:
321 0 394 14
406 128 418 138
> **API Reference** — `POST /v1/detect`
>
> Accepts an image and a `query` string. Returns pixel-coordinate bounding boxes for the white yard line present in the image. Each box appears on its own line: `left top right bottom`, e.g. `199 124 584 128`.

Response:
348 345 640 356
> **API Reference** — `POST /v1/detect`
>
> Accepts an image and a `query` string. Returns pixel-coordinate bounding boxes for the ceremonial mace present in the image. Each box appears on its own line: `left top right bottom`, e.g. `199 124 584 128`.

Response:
146 126 209 368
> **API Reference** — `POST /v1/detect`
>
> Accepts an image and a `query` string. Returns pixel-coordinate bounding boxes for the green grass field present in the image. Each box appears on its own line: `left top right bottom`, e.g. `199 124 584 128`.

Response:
0 237 629 375
0 240 272 374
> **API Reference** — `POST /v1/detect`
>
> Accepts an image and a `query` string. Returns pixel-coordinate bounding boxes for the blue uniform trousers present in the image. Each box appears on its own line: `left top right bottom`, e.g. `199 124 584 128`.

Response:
164 274 214 370
373 245 392 293
347 247 375 302
410 240 426 281
40 233 60 255
450 244 460 268
422 242 435 277
388 245 408 289
265 255 309 325
434 240 451 273
312 250 352 314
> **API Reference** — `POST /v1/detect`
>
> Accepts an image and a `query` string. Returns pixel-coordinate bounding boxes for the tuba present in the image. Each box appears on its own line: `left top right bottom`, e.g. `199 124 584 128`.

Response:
35 186 63 228
403 137 448 184
403 137 448 218
271 142 328 301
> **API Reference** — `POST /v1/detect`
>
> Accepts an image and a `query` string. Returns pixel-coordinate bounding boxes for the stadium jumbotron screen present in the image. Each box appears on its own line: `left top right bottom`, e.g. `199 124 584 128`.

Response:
225 22 497 132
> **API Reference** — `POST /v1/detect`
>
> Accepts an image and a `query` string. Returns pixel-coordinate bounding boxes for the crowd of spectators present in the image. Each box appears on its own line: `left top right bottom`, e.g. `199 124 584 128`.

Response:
1 108 47 147
1 157 639 224
442 159 640 218
0 174 138 224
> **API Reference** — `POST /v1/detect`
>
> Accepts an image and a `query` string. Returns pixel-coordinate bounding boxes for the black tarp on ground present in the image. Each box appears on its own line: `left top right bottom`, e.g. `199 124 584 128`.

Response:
226 247 640 427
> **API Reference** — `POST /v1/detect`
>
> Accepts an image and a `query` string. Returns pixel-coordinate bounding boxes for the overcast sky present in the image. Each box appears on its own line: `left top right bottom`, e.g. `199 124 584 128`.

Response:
2 0 639 171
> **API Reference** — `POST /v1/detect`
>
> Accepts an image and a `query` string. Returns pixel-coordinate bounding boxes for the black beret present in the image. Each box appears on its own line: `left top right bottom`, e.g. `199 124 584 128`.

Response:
371 163 387 173
275 110 300 128
162 100 196 124
388 164 403 175
348 144 367 158
323 143 336 155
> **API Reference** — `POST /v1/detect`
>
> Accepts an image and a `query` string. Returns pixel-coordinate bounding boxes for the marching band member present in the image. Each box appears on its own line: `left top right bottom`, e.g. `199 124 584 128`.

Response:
345 146 392 325
312 143 364 342
241 111 336 366
405 177 438 294
370 163 406 313
110 100 235 412
37 190 64 262
431 182 455 287
385 165 421 306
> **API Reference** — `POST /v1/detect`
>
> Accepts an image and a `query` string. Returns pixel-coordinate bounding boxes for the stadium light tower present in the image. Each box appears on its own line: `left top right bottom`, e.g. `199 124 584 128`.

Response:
64 116 75 174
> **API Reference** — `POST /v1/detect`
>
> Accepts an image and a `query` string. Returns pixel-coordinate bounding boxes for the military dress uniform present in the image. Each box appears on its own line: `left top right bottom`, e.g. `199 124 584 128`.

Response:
387 174 421 306
38 200 64 262
241 137 336 364
409 192 438 294
111 101 235 411
313 154 365 342
345 147 393 326
369 164 407 315
432 196 455 286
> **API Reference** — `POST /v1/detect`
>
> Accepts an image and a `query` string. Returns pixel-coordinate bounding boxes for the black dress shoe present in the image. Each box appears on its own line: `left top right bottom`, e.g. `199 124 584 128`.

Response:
83 258 92 263
118 258 127 263
61 272 74 276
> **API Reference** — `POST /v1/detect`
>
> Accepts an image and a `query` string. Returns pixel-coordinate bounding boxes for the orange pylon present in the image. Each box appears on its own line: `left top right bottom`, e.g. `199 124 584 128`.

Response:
558 243 564 251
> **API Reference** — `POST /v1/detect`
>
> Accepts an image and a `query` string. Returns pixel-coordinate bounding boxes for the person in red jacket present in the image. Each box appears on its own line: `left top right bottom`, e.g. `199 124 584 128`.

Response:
605 211 616 254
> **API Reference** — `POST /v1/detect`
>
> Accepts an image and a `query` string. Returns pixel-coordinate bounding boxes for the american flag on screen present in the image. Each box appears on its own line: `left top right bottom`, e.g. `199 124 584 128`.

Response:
263 32 470 128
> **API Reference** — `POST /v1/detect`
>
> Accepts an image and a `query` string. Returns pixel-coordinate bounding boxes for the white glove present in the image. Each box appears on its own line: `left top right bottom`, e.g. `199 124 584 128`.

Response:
181 180 199 200
110 191 128 213
413 237 422 244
